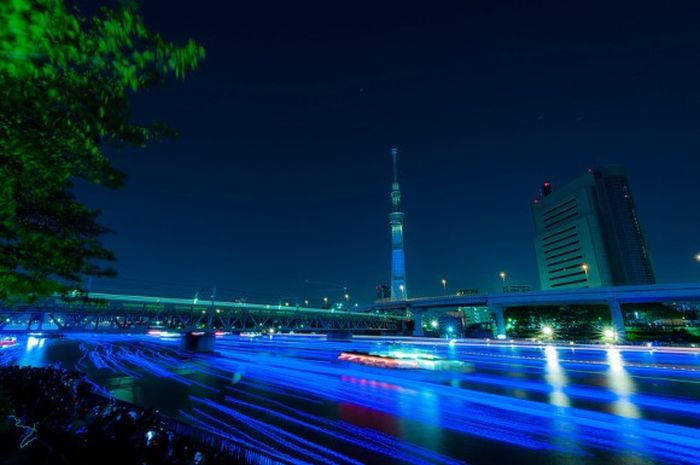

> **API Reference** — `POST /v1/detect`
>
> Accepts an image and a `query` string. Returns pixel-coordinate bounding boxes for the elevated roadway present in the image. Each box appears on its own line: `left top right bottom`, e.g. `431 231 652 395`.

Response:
372 283 700 340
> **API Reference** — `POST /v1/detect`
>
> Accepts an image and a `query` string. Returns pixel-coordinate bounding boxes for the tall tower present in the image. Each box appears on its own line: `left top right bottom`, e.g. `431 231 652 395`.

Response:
389 147 408 300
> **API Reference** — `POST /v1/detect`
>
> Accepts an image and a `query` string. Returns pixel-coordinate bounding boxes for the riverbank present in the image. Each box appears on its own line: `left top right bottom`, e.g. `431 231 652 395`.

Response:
0 365 251 465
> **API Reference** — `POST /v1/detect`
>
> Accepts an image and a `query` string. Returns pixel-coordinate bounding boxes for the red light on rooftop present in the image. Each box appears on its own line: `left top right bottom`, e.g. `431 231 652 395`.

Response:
542 181 552 196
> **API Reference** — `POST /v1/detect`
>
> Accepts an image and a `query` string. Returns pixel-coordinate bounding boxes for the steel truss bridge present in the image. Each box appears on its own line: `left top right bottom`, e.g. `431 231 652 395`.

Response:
0 293 405 334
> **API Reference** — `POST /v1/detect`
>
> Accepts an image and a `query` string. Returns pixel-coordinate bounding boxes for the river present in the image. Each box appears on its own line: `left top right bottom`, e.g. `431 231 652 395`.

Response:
1 333 699 465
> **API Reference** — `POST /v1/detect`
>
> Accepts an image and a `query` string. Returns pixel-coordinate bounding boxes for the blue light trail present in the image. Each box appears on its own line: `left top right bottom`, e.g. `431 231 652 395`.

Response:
2 334 699 465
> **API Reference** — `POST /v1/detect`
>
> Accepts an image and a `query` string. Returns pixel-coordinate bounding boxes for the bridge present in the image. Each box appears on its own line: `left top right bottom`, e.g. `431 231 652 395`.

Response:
372 283 700 340
4 284 699 340
0 293 405 334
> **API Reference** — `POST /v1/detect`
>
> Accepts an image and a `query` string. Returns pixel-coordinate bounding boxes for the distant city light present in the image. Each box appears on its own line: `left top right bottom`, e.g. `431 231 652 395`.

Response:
542 325 553 337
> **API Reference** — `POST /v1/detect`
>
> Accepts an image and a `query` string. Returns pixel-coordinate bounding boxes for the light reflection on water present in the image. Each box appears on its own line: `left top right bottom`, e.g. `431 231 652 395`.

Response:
544 345 570 408
1 335 699 465
606 348 641 419
18 336 46 366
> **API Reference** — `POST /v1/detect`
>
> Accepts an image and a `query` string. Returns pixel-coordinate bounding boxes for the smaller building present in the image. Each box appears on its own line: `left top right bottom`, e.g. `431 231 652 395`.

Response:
460 306 493 325
375 284 390 301
502 284 532 293
456 289 479 296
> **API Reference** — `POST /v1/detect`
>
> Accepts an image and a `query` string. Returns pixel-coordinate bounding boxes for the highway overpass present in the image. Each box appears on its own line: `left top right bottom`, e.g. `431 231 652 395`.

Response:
372 283 700 340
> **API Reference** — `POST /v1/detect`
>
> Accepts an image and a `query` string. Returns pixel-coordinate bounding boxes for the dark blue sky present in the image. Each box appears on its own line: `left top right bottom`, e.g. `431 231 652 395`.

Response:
80 1 700 303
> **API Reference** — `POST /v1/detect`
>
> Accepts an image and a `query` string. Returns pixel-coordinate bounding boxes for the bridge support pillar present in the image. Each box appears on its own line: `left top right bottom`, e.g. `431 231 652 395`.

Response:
412 308 424 337
327 331 353 342
489 304 506 339
608 298 626 342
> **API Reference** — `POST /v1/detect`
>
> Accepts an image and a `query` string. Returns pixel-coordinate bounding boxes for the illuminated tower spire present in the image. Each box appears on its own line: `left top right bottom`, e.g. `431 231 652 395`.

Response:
389 147 407 300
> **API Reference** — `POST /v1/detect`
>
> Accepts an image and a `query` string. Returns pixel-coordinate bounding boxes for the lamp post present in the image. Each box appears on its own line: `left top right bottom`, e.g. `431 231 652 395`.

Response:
581 263 589 284
441 278 447 293
323 296 328 307
499 272 506 289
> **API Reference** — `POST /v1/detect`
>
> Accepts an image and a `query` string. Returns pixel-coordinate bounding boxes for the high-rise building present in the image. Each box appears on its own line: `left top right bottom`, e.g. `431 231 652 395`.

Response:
389 148 407 300
532 167 655 290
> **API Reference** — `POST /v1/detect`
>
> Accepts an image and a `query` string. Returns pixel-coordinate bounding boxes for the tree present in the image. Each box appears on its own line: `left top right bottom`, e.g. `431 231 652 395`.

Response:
0 0 205 303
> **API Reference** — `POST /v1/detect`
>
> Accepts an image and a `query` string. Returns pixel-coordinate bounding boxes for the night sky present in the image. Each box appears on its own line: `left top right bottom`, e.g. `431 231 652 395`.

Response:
79 1 700 304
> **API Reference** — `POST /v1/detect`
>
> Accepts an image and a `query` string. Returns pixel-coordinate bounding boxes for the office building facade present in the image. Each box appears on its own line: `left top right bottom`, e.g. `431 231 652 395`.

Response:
532 167 655 290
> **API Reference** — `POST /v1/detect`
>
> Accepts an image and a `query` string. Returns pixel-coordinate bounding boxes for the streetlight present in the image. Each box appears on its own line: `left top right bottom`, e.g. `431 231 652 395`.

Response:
323 296 328 306
304 299 309 307
582 263 589 283
542 325 553 339
344 293 350 302
499 272 506 288
399 284 405 296
441 278 447 293
695 253 700 262
602 327 617 343
431 320 438 328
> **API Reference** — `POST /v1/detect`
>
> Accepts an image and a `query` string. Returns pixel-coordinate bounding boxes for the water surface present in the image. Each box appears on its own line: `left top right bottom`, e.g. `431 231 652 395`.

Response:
2 334 699 465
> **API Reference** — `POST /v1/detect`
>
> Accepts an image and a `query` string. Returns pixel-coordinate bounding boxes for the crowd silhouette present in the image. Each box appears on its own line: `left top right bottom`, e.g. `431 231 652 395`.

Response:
0 366 246 465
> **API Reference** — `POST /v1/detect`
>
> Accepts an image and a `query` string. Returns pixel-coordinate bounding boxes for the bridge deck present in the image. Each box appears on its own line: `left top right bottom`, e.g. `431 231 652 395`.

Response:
0 292 405 333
